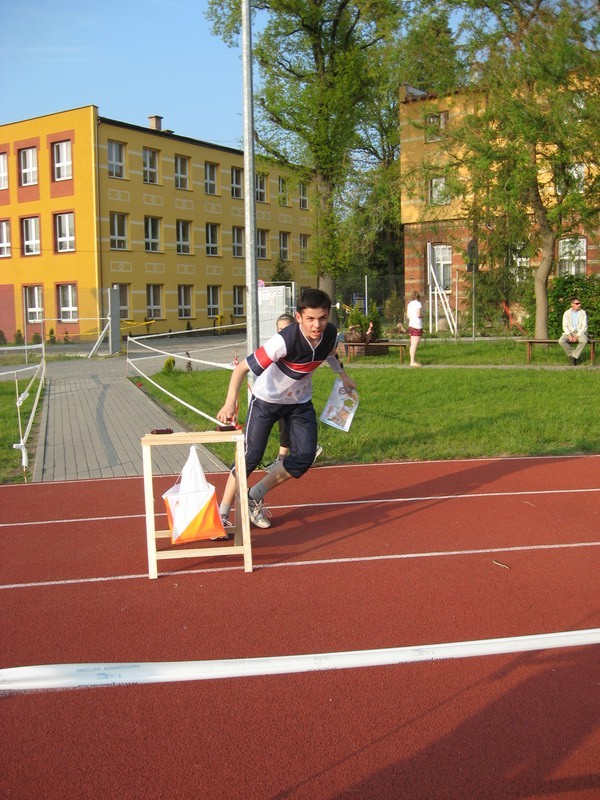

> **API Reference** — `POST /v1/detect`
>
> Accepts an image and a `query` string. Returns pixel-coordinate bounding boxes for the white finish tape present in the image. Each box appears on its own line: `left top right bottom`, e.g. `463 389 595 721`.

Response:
2 628 598 693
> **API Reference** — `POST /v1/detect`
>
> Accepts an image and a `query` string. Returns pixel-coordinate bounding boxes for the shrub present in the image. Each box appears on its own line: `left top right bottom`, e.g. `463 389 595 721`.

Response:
32 332 42 345
0 330 6 346
163 356 176 373
47 328 56 345
14 330 24 346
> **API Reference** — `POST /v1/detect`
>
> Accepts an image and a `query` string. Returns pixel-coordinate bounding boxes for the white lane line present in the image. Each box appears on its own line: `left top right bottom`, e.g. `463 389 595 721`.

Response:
2 628 599 692
2 540 599 590
2 486 599 529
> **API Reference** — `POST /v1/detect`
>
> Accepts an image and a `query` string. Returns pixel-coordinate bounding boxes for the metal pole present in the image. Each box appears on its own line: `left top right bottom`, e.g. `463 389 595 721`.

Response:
242 0 259 355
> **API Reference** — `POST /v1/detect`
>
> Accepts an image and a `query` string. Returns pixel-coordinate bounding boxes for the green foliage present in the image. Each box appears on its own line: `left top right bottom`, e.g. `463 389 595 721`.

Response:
62 332 71 345
0 331 6 346
384 290 404 324
271 257 294 283
47 328 56 345
32 332 42 345
521 273 600 338
14 330 24 346
347 305 368 332
163 356 176 373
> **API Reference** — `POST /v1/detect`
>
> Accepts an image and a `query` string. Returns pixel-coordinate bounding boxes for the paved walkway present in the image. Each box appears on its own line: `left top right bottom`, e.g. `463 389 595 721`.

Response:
28 336 246 482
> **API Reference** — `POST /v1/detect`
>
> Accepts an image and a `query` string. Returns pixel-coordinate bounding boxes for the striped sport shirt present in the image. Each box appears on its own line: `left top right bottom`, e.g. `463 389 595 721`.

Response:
247 321 338 404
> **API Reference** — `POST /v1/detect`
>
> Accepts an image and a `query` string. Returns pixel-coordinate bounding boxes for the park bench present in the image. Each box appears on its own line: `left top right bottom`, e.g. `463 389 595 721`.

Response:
339 340 409 363
524 338 597 365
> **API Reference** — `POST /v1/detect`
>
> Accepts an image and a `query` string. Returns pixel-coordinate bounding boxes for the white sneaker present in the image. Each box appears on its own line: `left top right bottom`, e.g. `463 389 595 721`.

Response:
248 495 272 528
210 516 234 541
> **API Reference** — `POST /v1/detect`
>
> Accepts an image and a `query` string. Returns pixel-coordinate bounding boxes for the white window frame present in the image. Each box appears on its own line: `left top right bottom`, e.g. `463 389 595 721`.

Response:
257 229 268 259
143 147 159 184
176 219 191 254
146 284 162 319
174 155 189 190
231 167 243 199
233 285 245 317
22 217 40 255
558 237 586 276
53 141 72 181
430 243 453 290
19 147 38 186
207 285 220 318
429 176 449 205
206 223 219 256
255 173 267 203
232 226 244 258
279 231 290 261
299 233 309 263
57 283 78 322
278 177 289 206
204 162 218 194
0 219 10 257
115 283 130 319
299 182 308 209
425 111 449 143
108 141 125 178
0 153 8 190
144 216 161 252
178 284 193 319
55 212 75 252
110 212 128 250
25 285 43 323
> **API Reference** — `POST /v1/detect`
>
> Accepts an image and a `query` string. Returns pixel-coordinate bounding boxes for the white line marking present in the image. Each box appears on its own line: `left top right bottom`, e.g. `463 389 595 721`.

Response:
2 540 599 590
1 486 599 529
2 628 599 692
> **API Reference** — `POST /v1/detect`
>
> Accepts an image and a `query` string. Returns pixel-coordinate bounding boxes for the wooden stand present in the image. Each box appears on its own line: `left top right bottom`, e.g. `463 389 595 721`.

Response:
141 431 252 578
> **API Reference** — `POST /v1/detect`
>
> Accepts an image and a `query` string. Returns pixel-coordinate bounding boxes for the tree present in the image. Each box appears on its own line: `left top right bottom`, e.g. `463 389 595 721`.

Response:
206 0 404 301
430 0 600 337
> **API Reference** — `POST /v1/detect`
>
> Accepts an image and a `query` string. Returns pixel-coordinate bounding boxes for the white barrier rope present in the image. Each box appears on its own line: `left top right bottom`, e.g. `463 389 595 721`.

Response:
1 628 598 692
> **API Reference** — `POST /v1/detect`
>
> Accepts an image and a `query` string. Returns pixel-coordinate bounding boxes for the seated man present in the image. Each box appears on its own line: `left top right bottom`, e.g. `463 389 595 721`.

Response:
558 296 588 365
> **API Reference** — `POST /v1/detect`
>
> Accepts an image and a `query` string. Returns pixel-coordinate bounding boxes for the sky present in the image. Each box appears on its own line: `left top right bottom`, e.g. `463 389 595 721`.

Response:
0 0 248 149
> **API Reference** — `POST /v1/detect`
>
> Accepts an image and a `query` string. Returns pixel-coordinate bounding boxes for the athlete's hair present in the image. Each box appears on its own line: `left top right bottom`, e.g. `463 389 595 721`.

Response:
276 312 295 331
297 288 332 312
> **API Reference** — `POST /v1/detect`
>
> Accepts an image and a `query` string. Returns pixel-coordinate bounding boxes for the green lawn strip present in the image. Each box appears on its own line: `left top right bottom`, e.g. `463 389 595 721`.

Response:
0 379 40 484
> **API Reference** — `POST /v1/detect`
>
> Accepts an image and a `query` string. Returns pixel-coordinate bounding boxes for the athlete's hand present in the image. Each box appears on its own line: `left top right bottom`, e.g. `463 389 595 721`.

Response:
341 374 357 392
217 402 237 424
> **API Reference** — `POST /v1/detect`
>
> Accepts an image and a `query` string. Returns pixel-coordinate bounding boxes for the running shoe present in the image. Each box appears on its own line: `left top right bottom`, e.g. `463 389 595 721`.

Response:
248 494 272 528
313 445 323 464
210 516 234 541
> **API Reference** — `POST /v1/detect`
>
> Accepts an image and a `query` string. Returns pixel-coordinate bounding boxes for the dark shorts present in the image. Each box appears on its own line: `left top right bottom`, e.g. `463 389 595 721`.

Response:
408 327 423 337
244 396 317 478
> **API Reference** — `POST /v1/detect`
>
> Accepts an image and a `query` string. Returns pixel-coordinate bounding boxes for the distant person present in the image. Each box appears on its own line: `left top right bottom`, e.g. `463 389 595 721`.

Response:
558 296 588 365
406 291 423 367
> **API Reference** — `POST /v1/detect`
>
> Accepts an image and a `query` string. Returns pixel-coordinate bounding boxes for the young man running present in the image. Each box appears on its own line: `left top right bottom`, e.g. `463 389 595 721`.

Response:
216 288 356 528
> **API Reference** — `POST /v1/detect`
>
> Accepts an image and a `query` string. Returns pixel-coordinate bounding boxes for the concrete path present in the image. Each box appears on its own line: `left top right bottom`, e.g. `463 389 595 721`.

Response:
26 335 247 481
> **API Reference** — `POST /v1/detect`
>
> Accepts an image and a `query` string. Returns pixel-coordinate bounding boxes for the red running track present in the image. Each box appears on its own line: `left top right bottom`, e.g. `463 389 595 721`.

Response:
1 455 599 800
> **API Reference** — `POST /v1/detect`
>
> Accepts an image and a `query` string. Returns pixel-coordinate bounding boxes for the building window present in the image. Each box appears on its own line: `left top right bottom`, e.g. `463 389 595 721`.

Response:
55 212 75 252
0 152 8 190
206 223 219 256
428 176 449 205
558 237 586 276
57 283 78 321
232 226 244 258
231 167 243 199
19 147 38 186
233 285 245 317
21 217 40 255
207 285 220 317
278 177 289 206
257 229 268 259
279 231 290 261
0 220 10 257
299 182 308 209
557 163 585 195
176 220 191 254
25 285 43 322
424 111 449 143
205 162 218 194
174 155 189 190
146 284 162 318
110 212 128 250
299 233 309 263
507 244 530 283
144 216 161 252
108 141 125 178
143 148 159 184
52 141 72 181
430 243 452 290
255 173 267 203
115 283 130 318
178 285 193 319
